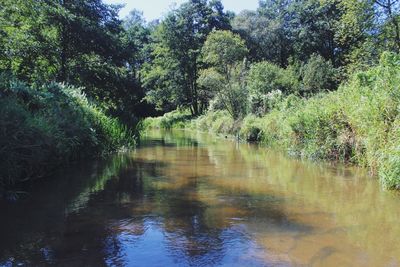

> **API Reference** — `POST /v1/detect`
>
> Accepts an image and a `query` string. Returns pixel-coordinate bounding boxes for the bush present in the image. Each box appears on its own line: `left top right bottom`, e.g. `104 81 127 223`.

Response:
190 52 400 189
0 75 135 188
247 61 299 115
300 54 338 95
239 115 263 142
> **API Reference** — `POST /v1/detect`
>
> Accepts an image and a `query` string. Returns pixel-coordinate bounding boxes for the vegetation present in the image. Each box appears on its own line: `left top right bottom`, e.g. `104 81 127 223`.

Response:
2 0 400 190
0 74 134 188
141 0 400 190
0 0 157 189
148 53 400 189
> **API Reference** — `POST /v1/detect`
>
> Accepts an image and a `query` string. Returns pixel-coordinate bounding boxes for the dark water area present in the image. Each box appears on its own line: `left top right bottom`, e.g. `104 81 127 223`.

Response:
1 130 400 266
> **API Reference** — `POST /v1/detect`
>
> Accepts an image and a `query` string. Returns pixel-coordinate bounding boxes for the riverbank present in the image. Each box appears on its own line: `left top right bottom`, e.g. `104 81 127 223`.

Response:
0 75 136 190
144 53 400 190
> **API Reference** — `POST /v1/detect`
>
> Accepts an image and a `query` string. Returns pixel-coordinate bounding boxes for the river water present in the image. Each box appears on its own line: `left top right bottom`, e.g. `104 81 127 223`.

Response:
1 130 400 266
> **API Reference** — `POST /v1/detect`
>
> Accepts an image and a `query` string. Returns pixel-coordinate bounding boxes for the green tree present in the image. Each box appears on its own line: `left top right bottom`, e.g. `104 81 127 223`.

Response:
300 54 338 95
0 0 148 121
232 2 291 65
198 30 248 119
141 0 231 115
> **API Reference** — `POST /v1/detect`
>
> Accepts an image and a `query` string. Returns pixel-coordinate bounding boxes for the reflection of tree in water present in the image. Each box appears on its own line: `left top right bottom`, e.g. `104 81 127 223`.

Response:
0 155 134 266
0 132 322 267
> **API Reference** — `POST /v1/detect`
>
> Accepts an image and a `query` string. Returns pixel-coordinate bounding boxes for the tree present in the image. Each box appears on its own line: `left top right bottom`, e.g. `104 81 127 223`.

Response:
232 3 292 65
374 0 400 53
198 30 248 119
141 0 231 115
233 0 343 67
289 0 342 65
300 54 338 95
0 0 150 121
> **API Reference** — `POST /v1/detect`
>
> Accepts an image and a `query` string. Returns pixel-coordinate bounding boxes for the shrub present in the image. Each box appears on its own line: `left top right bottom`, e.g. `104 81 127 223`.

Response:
300 54 338 95
239 115 263 142
247 61 299 115
252 52 400 189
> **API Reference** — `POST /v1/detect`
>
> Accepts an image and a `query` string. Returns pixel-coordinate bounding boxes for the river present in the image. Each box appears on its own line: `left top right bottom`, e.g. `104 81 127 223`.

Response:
1 130 399 266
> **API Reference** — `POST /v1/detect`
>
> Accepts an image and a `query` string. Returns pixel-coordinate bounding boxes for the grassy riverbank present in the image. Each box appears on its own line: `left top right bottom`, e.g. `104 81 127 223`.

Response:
144 53 400 189
0 75 136 189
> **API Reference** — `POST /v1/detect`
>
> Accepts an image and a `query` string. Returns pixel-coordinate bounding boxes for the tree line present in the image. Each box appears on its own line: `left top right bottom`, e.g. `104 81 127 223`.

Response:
139 0 400 118
1 0 399 119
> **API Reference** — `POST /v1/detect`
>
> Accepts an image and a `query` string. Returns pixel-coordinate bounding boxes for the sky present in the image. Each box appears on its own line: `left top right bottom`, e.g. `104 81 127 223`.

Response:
103 0 259 21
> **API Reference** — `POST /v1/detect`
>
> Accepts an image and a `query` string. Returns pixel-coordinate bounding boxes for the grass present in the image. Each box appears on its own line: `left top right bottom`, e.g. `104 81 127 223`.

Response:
142 109 193 130
0 74 136 189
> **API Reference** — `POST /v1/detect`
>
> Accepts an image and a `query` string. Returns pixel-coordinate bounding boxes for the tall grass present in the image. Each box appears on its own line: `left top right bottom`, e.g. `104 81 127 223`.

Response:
142 109 192 130
0 74 135 188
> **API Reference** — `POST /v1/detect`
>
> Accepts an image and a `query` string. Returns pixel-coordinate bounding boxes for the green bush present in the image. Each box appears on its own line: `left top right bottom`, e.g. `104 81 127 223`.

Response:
247 61 299 115
300 54 338 95
0 75 135 188
239 115 263 142
193 110 236 136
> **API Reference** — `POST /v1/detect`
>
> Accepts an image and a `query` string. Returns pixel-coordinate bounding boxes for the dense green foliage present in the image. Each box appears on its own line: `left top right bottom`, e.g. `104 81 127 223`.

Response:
2 0 400 190
141 0 231 115
0 0 148 188
198 30 248 118
0 75 134 188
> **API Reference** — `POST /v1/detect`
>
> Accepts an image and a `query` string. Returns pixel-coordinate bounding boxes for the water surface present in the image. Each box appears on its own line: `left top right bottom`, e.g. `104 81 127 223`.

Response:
1 130 400 266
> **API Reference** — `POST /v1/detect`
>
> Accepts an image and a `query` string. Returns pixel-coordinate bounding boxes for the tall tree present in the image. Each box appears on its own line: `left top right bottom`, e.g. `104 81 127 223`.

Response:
141 0 231 115
198 30 248 119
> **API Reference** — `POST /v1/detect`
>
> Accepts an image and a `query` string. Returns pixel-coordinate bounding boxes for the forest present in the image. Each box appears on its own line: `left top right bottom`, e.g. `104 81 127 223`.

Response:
1 0 400 190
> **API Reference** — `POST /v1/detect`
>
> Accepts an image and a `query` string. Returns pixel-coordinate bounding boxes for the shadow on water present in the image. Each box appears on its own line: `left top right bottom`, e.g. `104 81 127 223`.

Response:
1 129 400 266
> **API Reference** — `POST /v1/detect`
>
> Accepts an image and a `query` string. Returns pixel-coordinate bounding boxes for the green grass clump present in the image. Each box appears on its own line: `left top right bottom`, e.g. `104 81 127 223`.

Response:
0 74 135 188
142 109 192 130
194 110 236 136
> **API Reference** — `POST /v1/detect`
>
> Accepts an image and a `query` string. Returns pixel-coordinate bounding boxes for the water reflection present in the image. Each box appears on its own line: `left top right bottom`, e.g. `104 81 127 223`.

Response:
1 130 400 266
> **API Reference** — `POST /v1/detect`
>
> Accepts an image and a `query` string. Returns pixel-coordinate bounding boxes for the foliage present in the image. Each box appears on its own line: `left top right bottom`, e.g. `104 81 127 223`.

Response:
141 0 231 115
247 62 299 115
300 54 338 95
143 110 192 130
181 52 400 189
199 30 248 119
194 110 236 136
0 74 135 188
0 0 149 121
254 52 400 189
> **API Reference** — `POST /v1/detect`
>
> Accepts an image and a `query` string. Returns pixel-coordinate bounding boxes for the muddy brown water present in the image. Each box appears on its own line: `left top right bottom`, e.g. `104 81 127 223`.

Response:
1 130 399 266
